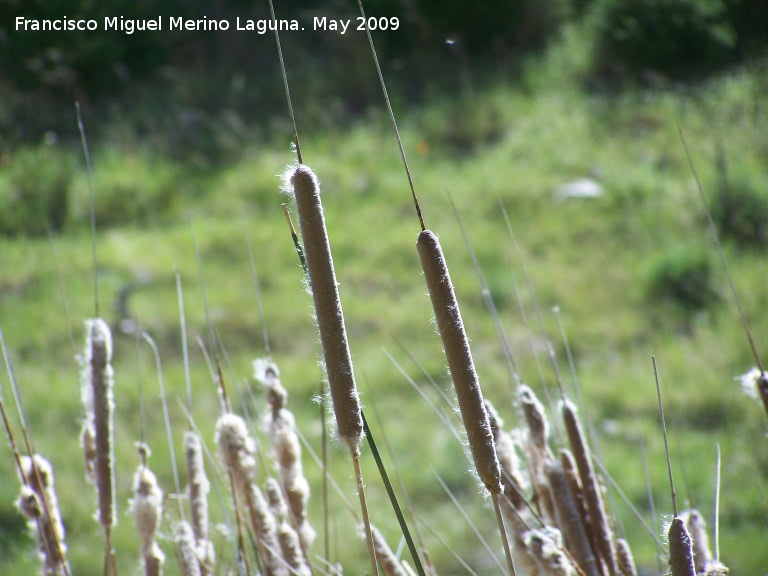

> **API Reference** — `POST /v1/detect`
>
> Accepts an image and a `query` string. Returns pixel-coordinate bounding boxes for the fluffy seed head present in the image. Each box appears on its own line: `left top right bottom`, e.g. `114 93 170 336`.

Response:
131 465 163 546
519 385 549 449
185 431 211 550
215 413 257 489
21 455 68 574
175 521 202 576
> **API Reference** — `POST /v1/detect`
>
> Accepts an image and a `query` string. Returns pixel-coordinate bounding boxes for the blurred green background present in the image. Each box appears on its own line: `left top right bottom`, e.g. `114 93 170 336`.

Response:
1 0 768 574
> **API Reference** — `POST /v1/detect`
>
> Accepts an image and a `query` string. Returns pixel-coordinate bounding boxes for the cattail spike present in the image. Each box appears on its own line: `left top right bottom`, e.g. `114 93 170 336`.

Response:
19 455 69 576
285 165 364 452
668 518 696 576
561 399 617 576
80 318 116 530
416 229 501 494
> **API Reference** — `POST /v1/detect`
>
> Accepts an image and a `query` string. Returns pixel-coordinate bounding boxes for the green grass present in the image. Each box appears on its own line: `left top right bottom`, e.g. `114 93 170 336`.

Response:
1 54 768 574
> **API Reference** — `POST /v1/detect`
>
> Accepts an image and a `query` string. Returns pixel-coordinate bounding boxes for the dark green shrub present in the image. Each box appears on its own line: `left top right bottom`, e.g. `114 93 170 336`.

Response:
591 0 735 81
646 245 719 315
0 146 72 236
712 169 768 249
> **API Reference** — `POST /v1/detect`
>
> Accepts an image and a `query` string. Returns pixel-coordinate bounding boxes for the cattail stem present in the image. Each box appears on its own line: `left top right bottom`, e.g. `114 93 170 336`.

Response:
492 492 517 576
354 453 380 576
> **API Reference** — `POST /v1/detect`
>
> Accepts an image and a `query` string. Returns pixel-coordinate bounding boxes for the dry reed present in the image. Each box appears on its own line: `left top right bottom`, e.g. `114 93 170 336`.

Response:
681 509 712 573
266 478 312 576
175 520 202 576
129 444 165 576
259 358 315 551
561 399 617 576
215 412 286 576
19 455 68 576
524 527 578 576
184 431 214 574
546 461 600 576
615 538 637 576
520 385 556 525
368 524 408 576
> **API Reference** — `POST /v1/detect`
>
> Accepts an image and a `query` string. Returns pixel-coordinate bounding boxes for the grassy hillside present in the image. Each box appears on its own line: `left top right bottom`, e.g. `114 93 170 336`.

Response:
1 34 768 575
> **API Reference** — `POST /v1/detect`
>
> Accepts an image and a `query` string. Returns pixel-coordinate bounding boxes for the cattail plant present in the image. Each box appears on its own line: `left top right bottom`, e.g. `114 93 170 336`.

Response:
520 385 556 526
560 399 617 576
215 412 286 575
654 357 695 576
615 538 637 576
184 431 214 574
258 358 315 552
681 509 712 573
546 461 600 576
266 477 312 576
524 527 578 576
129 443 165 576
416 228 515 575
79 318 116 533
18 455 68 576
175 520 202 576
284 164 378 575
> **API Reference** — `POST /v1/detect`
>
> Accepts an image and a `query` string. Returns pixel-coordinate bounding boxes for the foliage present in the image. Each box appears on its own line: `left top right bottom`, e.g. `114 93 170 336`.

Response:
0 145 72 237
69 149 185 228
711 154 768 249
646 245 719 316
591 0 735 82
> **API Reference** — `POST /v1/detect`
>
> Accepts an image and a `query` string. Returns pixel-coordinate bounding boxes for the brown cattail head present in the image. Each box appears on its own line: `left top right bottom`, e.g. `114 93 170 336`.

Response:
79 318 116 529
417 229 501 494
681 509 712 574
485 400 527 510
561 399 617 576
519 385 550 450
546 461 600 576
668 517 696 576
285 165 364 453
616 538 638 576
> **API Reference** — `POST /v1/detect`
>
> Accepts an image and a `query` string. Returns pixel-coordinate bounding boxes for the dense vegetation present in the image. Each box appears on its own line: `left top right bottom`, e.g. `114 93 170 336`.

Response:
1 1 767 574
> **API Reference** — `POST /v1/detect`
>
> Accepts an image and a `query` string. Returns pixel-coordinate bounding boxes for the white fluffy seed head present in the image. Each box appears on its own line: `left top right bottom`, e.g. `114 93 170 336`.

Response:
215 413 257 488
130 465 163 546
175 521 202 576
